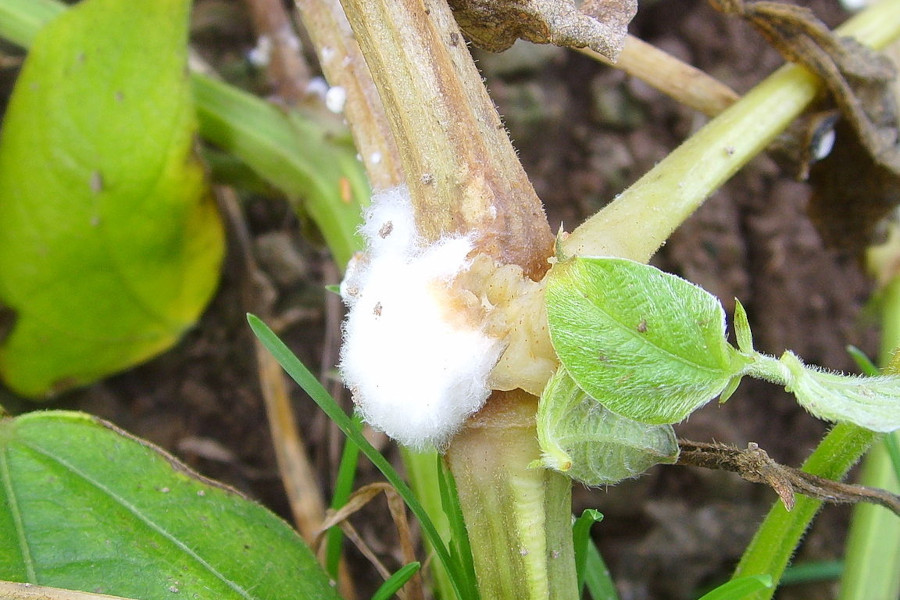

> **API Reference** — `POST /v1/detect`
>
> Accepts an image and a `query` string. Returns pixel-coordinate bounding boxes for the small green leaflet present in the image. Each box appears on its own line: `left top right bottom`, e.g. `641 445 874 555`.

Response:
545 257 900 433
535 367 679 486
747 351 900 433
545 257 747 424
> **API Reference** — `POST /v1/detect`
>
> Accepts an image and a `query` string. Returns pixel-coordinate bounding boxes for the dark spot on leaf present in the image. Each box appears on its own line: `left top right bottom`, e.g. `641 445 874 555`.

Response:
0 304 18 345
598 353 608 362
90 170 104 194
637 319 647 333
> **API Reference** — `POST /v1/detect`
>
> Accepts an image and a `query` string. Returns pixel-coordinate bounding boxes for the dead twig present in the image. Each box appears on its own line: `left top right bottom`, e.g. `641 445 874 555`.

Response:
578 34 740 117
316 483 425 600
217 188 328 543
677 439 900 515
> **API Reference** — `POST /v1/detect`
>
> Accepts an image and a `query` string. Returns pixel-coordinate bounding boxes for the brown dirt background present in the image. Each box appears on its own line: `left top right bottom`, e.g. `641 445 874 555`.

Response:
0 1 888 599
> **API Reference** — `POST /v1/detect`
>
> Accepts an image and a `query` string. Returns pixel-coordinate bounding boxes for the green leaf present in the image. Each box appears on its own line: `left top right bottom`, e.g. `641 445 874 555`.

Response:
535 368 679 485
582 541 619 600
697 575 773 600
779 352 900 433
572 509 603 594
0 411 340 600
0 0 224 398
545 257 745 424
733 299 753 353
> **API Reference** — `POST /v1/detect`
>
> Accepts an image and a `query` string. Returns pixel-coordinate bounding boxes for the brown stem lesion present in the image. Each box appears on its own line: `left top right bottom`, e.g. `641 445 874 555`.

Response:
337 0 554 278
677 439 900 515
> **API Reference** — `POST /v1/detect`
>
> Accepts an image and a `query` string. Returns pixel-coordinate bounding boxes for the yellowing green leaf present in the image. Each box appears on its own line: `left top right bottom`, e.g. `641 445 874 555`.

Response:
535 367 679 485
545 257 745 424
0 0 224 398
0 411 341 600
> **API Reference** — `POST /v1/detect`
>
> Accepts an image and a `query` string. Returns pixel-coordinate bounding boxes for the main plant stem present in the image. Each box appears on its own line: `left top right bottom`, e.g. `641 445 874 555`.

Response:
336 1 568 598
337 0 553 277
445 392 578 600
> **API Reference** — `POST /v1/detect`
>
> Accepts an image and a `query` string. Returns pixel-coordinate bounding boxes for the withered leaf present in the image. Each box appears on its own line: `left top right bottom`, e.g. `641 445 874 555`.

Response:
448 0 636 60
712 0 900 252
808 119 900 252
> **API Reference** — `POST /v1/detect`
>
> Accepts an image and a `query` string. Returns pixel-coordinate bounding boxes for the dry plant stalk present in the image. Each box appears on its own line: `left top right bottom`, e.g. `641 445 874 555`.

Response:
218 188 328 545
294 0 404 189
578 35 741 117
316 483 425 600
678 440 900 515
242 0 312 103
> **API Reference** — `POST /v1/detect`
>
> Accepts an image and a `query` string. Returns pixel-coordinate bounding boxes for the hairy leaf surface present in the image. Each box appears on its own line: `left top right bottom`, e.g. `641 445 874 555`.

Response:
0 411 340 599
545 257 744 424
536 367 679 485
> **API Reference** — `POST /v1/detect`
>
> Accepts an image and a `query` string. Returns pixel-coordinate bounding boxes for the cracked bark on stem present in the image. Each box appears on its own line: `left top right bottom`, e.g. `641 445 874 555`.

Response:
338 0 554 278
561 0 900 263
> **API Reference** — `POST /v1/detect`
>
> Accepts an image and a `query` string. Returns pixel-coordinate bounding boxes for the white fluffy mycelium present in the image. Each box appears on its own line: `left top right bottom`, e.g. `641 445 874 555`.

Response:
339 186 504 450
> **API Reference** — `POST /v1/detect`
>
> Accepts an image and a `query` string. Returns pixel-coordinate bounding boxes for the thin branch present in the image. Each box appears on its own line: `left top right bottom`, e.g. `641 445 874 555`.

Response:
578 34 740 117
677 439 900 515
217 188 328 543
242 0 312 104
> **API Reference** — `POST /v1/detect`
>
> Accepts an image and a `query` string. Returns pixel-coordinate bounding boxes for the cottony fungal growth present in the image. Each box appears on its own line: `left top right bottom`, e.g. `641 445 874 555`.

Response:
339 187 504 450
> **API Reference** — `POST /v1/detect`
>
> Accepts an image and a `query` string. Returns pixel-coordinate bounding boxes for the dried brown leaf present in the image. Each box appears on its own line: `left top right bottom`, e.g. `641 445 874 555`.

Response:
448 0 636 59
712 0 900 252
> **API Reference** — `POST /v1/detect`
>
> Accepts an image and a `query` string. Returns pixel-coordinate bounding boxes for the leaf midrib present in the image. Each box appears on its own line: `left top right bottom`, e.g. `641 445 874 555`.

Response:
0 444 37 582
18 440 258 599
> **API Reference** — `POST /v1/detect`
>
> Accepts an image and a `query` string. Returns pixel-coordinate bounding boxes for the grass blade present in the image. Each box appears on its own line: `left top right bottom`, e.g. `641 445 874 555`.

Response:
582 539 619 600
698 575 773 600
572 509 603 593
370 562 421 600
247 314 467 600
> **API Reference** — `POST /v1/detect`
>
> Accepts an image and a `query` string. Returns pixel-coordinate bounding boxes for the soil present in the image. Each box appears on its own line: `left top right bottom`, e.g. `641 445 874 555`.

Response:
0 1 890 599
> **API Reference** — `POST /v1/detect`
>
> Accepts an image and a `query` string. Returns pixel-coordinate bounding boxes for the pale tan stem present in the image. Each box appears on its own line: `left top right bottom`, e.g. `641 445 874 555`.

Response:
337 0 554 277
578 34 740 117
293 0 404 190
0 582 134 600
242 0 311 103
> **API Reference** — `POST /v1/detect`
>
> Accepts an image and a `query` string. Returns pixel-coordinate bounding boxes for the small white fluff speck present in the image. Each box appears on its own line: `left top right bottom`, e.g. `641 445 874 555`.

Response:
339 186 503 449
325 86 347 114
